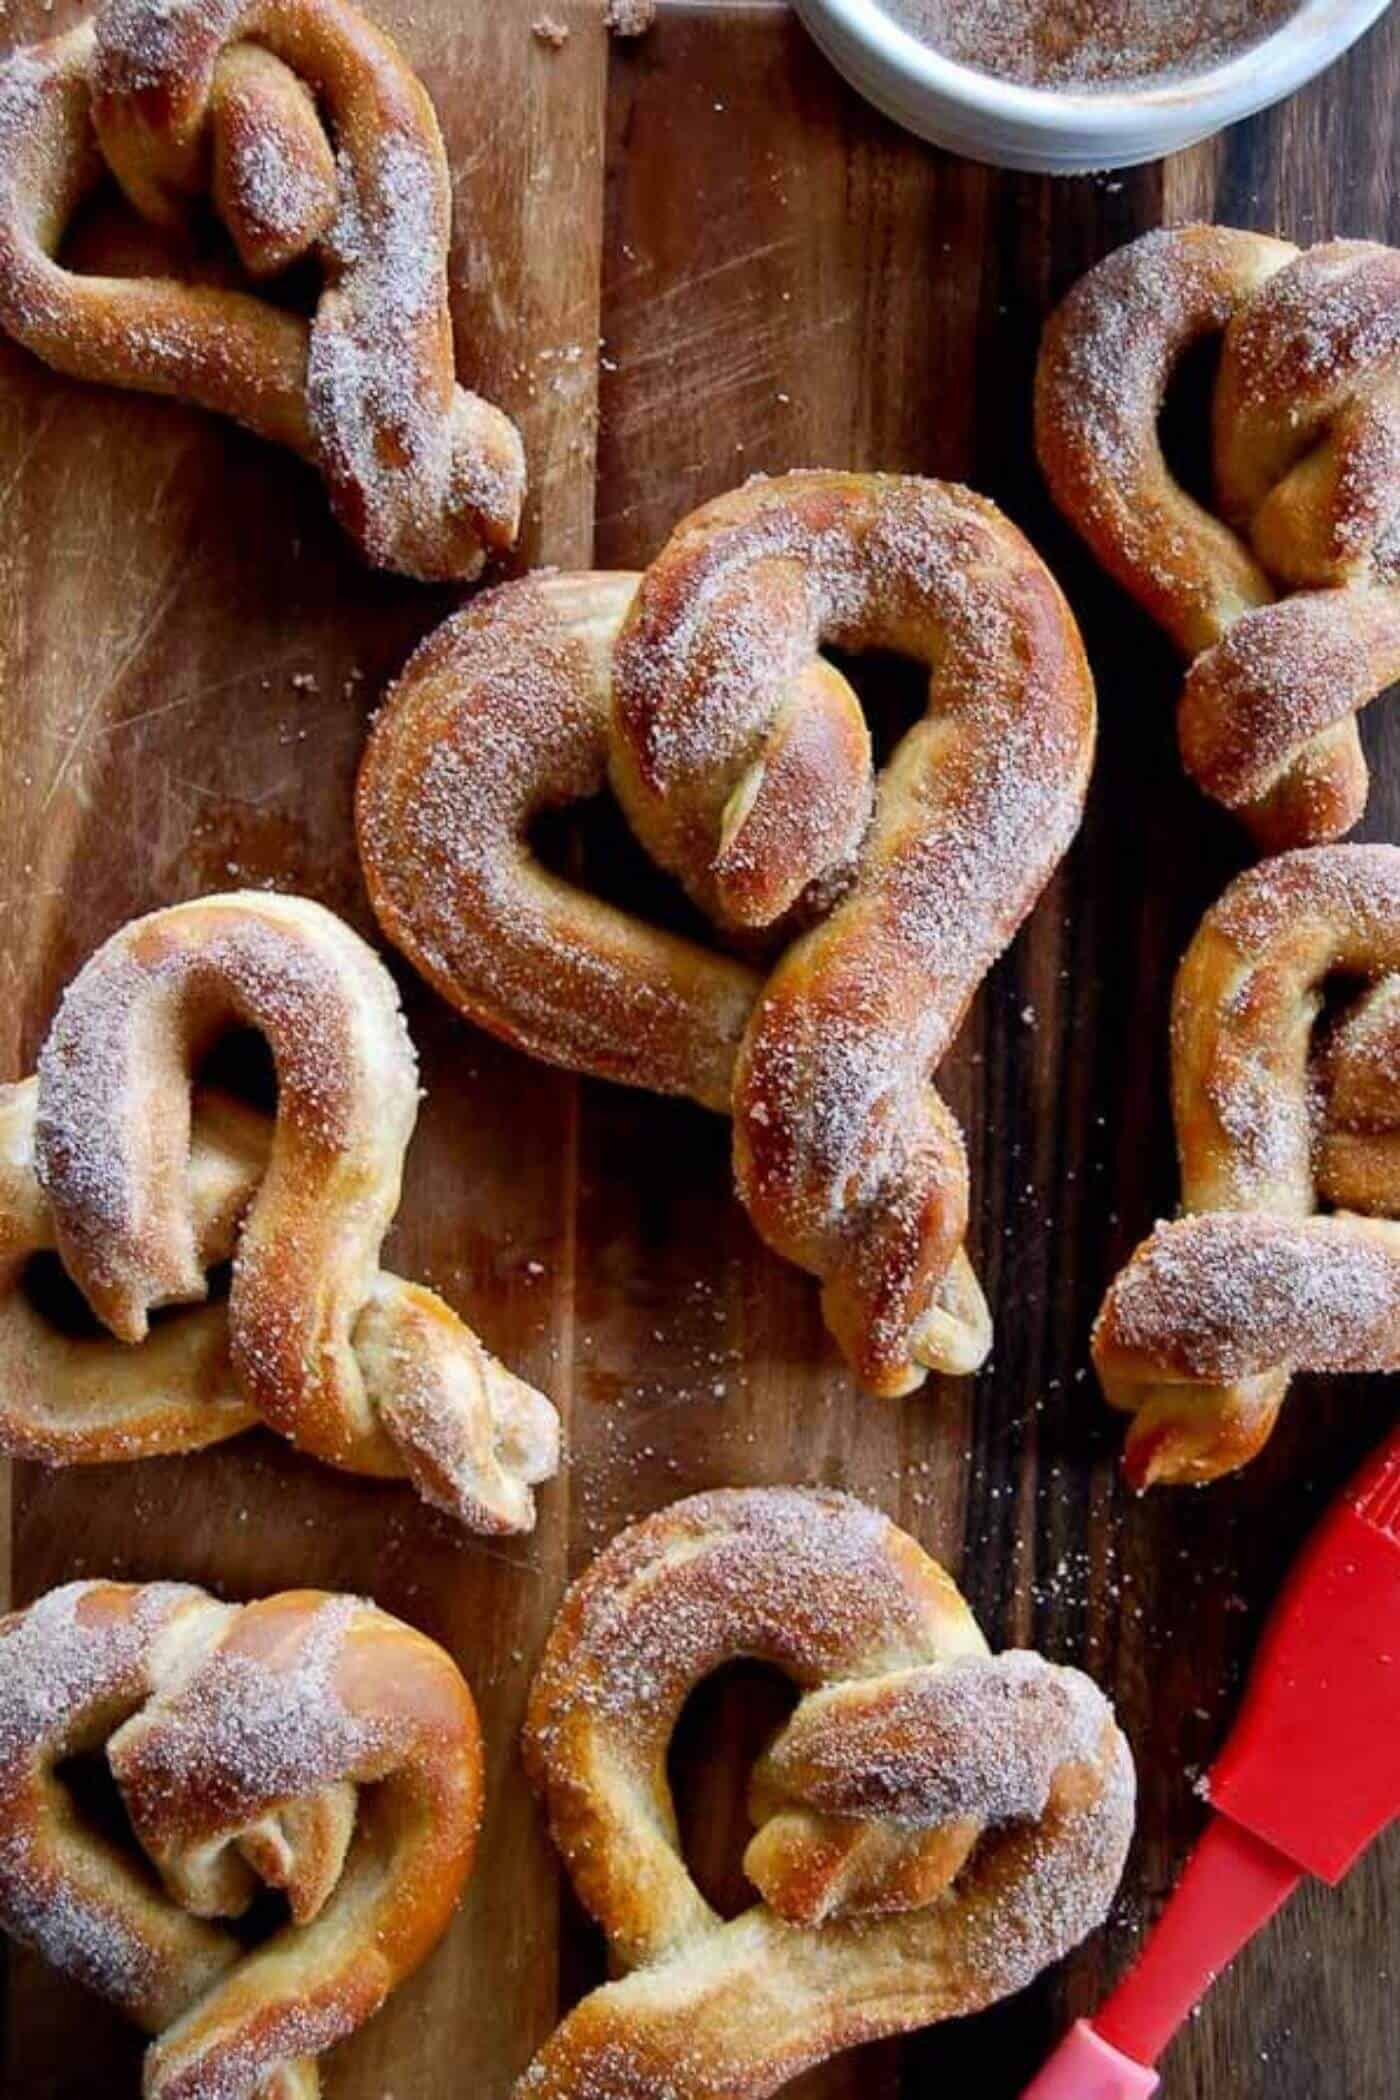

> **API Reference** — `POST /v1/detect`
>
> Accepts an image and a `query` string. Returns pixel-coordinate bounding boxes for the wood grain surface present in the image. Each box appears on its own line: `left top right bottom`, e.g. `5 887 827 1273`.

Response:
0 1 1397 2096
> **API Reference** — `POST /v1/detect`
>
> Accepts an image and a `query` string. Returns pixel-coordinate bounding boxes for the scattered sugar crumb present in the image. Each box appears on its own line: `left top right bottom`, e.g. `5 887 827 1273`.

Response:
605 0 656 32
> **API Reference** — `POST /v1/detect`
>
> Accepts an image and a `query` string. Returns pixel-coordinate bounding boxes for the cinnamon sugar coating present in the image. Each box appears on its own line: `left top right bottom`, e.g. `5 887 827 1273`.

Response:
358 472 1096 1396
0 0 525 580
877 0 1294 89
1094 845 1400 1485
0 890 560 1533
1037 226 1400 849
518 1487 1134 2100
0 1580 482 2098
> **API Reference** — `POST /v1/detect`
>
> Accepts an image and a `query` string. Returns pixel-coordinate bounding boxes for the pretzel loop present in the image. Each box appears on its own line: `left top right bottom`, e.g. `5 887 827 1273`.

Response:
518 1488 1134 2100
1094 845 1400 1484
1037 225 1400 849
0 892 560 1533
358 473 1097 1396
0 1580 483 2099
0 0 526 579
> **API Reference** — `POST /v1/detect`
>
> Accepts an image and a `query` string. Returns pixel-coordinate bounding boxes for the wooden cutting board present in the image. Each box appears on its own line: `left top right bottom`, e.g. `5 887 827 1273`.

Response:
1 2 1396 2096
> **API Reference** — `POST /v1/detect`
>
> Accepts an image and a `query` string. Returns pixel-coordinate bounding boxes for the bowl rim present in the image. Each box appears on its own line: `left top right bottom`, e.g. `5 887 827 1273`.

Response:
801 0 1394 135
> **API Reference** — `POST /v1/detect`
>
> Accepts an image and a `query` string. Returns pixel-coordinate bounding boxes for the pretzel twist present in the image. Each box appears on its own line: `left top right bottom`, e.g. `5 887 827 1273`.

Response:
0 890 560 1532
1037 225 1400 849
357 472 1097 1395
518 1487 1133 2100
0 0 525 580
0 1579 482 2098
1094 845 1400 1486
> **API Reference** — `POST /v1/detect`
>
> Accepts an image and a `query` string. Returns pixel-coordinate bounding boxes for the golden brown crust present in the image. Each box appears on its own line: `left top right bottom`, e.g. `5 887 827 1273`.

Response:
358 473 1097 1395
517 1488 1134 2100
358 572 758 1114
1037 226 1400 848
1093 845 1400 1485
0 0 525 580
0 890 560 1533
0 1579 482 2098
1315 976 1400 1210
615 475 1098 1394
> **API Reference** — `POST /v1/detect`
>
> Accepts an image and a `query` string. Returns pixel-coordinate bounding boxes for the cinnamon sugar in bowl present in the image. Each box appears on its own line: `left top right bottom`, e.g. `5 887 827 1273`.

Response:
793 0 1391 171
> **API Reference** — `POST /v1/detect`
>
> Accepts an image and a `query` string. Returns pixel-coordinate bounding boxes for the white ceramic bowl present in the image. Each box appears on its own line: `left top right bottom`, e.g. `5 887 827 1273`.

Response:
792 0 1393 173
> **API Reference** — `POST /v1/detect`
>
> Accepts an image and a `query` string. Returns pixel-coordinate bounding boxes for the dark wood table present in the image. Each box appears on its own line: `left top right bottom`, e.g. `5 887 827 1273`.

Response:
0 3 1395 2096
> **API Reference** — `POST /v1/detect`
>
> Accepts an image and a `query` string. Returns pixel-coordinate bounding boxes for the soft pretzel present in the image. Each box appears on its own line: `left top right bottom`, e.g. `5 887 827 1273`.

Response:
0 889 560 1533
0 1578 482 2097
357 471 1097 1396
0 0 525 580
518 1486 1134 2099
1094 845 1400 1486
1037 225 1400 849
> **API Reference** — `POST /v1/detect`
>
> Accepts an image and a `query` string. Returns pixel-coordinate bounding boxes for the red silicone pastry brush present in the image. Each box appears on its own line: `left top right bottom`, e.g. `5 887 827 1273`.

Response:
1021 1422 1400 2099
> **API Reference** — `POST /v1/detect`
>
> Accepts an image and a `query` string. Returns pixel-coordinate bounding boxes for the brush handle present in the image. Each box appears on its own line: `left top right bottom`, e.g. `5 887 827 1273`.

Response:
1019 1818 1300 2097
1094 1815 1300 2063
1023 1423 1400 2099
1018 2020 1157 2099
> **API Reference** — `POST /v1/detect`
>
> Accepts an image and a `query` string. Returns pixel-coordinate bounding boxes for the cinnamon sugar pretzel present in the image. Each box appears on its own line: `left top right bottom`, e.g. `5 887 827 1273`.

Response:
0 1579 482 2097
1094 845 1400 1486
1037 225 1400 848
518 1487 1134 2099
357 471 1097 1396
0 890 560 1532
0 0 525 580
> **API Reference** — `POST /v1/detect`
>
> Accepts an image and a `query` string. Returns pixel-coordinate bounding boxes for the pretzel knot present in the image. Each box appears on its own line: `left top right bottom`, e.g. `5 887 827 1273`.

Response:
518 1488 1133 2100
1094 844 1400 1487
357 472 1096 1395
1037 224 1400 850
0 890 560 1532
0 0 525 580
0 1580 482 2098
